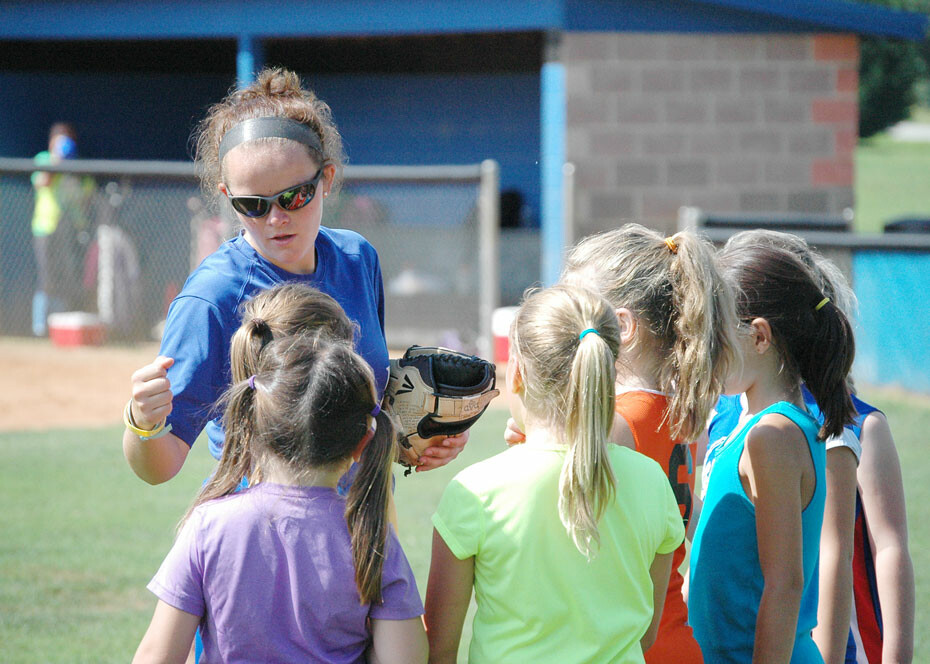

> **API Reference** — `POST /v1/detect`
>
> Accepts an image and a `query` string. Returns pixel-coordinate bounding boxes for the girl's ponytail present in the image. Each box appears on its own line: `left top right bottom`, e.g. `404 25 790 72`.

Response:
717 239 855 439
665 231 739 442
345 407 395 605
512 286 620 558
179 376 258 529
561 324 619 557
230 316 275 383
561 224 738 443
794 298 856 439
226 316 274 485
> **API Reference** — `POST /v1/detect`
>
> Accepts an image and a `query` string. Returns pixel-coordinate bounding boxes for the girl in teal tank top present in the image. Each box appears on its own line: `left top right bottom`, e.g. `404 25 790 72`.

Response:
689 237 857 663
690 402 825 662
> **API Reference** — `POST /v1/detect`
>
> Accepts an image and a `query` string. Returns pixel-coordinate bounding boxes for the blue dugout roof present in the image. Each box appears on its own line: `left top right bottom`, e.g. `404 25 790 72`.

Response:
0 0 925 42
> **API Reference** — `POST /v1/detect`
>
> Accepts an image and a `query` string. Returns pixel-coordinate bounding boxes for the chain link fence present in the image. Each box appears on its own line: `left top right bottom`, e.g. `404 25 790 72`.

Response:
0 158 500 356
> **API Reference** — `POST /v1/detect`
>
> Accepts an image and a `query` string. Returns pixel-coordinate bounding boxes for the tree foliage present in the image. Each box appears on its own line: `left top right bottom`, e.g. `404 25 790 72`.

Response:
858 0 929 138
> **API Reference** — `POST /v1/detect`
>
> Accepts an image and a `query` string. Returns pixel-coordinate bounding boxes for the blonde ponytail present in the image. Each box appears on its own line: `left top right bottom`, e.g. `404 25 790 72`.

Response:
562 224 738 442
560 326 619 556
665 230 739 442
512 286 620 557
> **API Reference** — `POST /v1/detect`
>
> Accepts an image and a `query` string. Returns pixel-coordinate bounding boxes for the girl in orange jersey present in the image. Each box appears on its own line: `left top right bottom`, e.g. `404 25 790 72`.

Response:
558 223 739 662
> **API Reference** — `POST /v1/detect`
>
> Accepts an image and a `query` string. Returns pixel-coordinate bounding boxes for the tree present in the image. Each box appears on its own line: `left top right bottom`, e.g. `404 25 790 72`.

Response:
858 0 929 138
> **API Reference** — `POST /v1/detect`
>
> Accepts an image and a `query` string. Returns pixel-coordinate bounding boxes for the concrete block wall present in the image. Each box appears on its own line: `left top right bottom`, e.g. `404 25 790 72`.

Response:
564 33 859 236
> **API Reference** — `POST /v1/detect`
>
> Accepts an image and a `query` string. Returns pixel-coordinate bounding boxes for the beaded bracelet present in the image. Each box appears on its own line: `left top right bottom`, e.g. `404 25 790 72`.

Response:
123 399 171 440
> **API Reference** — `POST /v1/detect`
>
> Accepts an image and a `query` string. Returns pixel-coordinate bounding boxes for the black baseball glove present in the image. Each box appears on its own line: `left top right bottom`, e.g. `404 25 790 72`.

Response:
385 345 500 472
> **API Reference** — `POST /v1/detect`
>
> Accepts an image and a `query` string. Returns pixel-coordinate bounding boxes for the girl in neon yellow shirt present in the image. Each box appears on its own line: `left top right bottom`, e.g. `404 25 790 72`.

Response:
426 285 684 663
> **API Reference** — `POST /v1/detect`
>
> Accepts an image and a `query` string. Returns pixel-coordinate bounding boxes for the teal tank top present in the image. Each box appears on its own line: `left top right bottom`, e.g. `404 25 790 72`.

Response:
689 401 826 663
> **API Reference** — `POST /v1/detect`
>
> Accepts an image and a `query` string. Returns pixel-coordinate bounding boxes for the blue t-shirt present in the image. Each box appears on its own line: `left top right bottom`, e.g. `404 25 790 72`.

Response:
160 228 389 459
690 401 826 663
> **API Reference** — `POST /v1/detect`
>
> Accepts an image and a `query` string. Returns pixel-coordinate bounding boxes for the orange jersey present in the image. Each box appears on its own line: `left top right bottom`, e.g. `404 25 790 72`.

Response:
615 390 703 664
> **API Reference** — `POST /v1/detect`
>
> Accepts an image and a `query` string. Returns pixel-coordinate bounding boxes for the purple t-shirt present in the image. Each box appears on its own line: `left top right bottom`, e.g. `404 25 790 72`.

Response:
148 483 423 663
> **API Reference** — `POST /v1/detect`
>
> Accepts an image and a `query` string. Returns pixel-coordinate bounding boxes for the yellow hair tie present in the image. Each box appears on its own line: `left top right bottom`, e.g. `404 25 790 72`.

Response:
664 237 678 254
814 297 830 311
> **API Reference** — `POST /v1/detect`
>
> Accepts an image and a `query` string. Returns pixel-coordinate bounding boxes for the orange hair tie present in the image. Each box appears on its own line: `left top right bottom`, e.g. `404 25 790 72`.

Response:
664 237 679 254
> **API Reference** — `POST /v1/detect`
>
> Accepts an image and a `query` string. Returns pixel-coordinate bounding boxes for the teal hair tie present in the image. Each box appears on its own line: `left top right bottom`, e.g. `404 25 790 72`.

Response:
578 328 600 341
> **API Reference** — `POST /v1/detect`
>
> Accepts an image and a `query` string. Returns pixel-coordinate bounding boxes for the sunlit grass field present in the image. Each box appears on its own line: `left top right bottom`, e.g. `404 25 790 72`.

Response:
1 386 927 662
855 133 930 233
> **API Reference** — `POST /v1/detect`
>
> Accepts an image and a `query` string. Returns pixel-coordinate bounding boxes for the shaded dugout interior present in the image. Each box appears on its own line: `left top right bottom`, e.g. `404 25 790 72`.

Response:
0 33 544 226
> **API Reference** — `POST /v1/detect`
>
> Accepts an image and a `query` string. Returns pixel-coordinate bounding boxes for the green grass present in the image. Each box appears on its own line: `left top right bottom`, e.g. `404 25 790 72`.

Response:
0 395 926 662
909 106 930 125
393 409 509 662
855 134 930 233
0 426 217 662
0 411 507 663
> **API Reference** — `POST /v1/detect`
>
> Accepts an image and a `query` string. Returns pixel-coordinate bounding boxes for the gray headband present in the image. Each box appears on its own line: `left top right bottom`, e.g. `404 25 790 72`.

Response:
218 117 323 163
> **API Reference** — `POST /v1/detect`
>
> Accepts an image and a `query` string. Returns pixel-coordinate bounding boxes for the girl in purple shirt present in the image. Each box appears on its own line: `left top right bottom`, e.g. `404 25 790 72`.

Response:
132 335 426 663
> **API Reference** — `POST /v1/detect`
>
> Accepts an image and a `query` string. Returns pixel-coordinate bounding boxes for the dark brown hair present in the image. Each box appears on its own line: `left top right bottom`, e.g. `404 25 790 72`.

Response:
230 283 355 383
185 336 394 604
717 240 855 439
48 122 76 143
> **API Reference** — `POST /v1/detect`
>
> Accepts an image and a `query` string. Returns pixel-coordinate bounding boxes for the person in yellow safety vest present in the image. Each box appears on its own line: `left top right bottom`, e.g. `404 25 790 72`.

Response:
31 122 96 336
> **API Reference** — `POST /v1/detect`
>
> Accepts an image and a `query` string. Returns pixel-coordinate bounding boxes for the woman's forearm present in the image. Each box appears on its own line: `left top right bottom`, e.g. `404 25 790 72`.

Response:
123 430 189 484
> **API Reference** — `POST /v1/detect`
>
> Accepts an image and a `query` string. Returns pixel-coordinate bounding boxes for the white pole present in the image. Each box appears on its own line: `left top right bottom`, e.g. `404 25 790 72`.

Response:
478 159 500 361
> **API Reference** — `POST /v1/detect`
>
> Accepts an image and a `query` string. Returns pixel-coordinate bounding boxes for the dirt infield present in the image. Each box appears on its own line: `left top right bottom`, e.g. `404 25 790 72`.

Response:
0 337 513 433
0 338 160 432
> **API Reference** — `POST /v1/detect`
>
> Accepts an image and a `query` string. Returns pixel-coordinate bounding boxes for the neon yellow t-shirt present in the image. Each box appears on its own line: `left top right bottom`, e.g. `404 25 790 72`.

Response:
433 441 685 664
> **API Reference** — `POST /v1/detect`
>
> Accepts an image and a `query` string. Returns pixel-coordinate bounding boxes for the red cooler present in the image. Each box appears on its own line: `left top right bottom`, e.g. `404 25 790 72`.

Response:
48 312 106 347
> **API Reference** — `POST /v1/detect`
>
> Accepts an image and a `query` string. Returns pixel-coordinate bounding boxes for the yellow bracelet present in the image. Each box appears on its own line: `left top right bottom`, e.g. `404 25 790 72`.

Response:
123 399 167 439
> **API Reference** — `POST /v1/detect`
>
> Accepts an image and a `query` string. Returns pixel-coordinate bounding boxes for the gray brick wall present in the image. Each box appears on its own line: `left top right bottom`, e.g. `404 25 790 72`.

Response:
564 33 858 236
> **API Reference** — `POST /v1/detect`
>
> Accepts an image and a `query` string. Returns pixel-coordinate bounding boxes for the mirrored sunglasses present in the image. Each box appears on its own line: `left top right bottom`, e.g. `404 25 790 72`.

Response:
226 168 324 218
